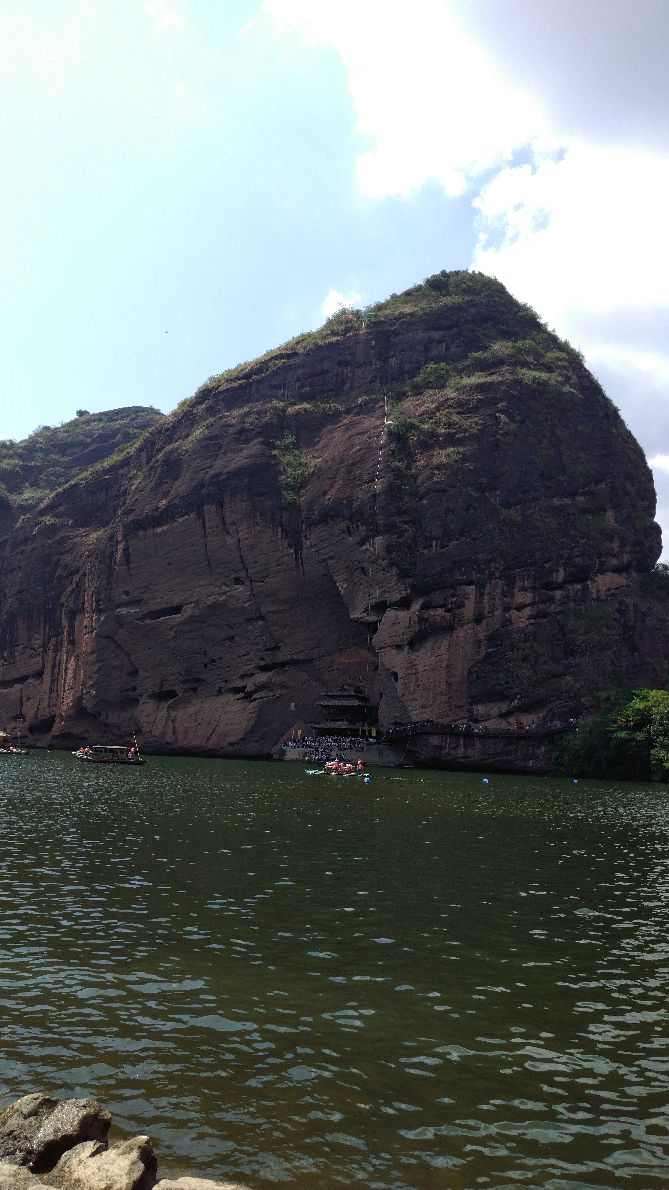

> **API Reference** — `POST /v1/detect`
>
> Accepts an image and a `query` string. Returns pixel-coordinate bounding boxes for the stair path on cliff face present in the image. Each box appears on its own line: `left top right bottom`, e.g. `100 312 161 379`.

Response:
368 394 389 623
373 394 388 508
374 394 388 496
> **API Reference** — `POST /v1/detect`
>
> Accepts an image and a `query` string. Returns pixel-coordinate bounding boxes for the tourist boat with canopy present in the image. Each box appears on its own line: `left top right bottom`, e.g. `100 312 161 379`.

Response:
73 744 145 765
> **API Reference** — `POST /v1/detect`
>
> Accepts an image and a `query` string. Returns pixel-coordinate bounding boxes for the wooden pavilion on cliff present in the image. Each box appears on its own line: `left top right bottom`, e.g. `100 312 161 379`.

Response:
309 687 378 739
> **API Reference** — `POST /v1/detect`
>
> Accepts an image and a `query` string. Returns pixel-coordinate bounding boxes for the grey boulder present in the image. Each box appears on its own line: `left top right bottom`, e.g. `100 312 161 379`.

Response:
0 1097 111 1173
44 1137 157 1190
157 1181 249 1190
0 1165 44 1190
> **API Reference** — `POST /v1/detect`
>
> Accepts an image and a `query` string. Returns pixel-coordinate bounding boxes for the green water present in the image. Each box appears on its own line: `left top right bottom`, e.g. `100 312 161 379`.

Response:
0 753 668 1188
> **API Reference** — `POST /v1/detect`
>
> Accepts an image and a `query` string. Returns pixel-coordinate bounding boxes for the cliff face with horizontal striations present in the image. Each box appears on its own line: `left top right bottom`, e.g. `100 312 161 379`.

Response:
0 271 666 767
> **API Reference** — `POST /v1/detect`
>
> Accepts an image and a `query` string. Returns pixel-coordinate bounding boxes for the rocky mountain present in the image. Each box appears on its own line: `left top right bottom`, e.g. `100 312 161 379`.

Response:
0 407 163 539
0 271 666 767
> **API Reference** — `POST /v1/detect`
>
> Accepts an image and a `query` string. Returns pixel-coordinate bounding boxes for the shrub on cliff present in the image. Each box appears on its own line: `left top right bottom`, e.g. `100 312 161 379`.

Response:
272 434 314 506
16 485 51 510
408 362 452 394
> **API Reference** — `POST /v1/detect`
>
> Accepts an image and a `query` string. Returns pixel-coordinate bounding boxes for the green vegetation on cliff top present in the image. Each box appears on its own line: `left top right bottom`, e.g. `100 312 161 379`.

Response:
0 406 162 536
182 269 548 408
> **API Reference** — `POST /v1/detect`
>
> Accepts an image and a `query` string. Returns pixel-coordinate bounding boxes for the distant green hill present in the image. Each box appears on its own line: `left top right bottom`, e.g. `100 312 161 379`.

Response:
0 406 163 538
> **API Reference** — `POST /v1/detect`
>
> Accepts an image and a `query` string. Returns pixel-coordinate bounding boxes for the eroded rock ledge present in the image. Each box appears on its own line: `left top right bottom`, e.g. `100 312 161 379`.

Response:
0 1096 246 1190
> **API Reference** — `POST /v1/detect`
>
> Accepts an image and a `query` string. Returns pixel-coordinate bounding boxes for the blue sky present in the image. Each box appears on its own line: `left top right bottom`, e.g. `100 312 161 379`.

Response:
2 0 668 548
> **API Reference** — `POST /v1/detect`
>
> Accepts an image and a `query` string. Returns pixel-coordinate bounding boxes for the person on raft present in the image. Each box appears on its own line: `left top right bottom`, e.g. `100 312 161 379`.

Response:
324 759 355 775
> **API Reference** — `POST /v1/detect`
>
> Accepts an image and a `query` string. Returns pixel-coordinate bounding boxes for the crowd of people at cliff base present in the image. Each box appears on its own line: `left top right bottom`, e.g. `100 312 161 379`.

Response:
383 720 537 740
286 719 579 757
285 734 377 762
384 718 577 739
383 719 499 739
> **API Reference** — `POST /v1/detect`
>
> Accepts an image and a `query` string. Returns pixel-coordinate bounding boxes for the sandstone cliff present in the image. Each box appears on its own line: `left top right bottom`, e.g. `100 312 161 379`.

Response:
0 271 665 765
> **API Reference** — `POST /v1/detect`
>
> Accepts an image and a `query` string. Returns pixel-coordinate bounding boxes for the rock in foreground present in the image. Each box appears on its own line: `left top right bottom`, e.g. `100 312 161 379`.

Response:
0 1096 111 1172
44 1138 156 1190
0 1096 246 1190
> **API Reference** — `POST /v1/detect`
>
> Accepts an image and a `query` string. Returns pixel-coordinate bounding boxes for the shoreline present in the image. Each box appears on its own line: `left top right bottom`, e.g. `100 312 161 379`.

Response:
0 1093 249 1190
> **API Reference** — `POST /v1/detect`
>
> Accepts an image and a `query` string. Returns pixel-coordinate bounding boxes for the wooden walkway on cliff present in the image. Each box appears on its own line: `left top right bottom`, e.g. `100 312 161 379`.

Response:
383 720 570 742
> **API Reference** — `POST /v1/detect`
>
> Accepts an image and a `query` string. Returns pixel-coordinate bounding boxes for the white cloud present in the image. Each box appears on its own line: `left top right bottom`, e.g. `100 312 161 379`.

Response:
472 144 669 326
471 144 669 477
146 1 185 32
264 1 669 334
649 455 669 476
263 0 548 197
321 287 363 319
586 345 669 393
266 0 669 551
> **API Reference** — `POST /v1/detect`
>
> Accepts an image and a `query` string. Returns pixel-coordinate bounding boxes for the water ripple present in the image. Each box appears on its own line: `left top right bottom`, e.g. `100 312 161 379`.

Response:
0 756 667 1186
